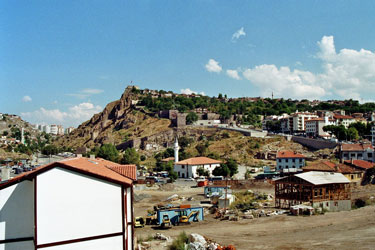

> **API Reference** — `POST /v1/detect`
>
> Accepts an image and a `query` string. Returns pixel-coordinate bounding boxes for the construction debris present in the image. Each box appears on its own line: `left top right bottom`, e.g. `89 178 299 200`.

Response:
154 233 170 241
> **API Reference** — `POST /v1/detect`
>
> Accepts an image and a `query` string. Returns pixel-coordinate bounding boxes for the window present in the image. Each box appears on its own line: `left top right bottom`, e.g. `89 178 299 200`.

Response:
286 159 288 163
278 159 281 162
182 165 185 169
358 153 363 158
351 175 354 180
292 159 295 163
368 153 373 158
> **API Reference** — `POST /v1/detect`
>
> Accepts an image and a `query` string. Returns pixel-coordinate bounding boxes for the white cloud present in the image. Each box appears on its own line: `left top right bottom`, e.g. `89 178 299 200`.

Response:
226 69 241 80
67 88 104 99
22 96 32 102
181 88 205 96
232 27 246 42
242 35 375 100
205 59 222 73
81 88 104 94
21 102 102 127
243 65 325 99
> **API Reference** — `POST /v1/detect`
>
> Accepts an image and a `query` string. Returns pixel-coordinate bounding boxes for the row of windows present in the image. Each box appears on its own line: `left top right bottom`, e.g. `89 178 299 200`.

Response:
278 158 304 163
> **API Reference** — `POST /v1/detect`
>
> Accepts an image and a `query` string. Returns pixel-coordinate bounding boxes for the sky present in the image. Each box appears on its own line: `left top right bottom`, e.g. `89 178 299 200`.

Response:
1 0 375 127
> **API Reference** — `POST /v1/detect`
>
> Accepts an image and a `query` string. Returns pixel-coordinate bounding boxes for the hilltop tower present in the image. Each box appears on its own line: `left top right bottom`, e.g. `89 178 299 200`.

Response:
174 137 179 163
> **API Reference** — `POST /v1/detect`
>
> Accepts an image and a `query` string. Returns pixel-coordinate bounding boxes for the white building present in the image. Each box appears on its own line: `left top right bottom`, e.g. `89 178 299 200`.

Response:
333 114 356 128
305 117 335 138
42 125 50 134
0 157 136 250
291 112 318 133
276 150 306 173
50 125 58 135
174 157 221 178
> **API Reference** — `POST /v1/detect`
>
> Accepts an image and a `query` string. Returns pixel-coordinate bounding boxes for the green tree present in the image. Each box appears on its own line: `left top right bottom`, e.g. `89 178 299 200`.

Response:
212 165 230 177
196 167 209 177
97 144 120 162
224 158 238 177
347 127 359 141
42 145 58 155
186 112 198 125
195 142 209 156
121 148 140 165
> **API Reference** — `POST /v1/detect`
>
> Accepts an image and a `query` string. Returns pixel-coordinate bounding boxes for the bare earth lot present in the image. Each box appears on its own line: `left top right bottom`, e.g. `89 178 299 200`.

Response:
134 181 375 250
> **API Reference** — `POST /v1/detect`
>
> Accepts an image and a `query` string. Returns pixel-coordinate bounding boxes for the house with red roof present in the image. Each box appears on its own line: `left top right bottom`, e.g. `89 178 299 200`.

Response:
174 156 221 178
340 143 374 162
0 157 136 250
303 161 363 185
276 150 306 173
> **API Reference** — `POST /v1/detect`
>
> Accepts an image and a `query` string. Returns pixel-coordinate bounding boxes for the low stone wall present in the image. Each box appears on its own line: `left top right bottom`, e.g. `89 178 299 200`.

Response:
292 136 338 150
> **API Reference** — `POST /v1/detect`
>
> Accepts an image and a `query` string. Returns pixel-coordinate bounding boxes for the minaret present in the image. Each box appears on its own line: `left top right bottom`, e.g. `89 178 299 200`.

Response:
21 127 25 144
174 137 179 163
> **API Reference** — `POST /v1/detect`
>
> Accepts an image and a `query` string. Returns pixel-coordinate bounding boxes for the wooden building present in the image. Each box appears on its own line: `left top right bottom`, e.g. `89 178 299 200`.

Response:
275 171 351 211
0 157 136 250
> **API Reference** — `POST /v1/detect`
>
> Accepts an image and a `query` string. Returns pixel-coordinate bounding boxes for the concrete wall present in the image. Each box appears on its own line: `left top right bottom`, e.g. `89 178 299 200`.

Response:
292 136 338 150
312 200 351 212
37 168 123 246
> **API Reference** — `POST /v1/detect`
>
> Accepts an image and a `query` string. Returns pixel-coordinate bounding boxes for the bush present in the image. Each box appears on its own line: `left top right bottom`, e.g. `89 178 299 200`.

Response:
354 198 366 209
168 231 188 250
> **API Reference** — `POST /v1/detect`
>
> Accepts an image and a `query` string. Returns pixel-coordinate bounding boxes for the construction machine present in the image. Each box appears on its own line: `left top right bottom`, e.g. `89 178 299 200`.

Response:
134 216 145 228
160 214 172 229
145 211 157 225
177 210 200 225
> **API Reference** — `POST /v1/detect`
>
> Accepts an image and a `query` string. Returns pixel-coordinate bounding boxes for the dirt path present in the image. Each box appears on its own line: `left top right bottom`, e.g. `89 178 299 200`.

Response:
134 182 375 250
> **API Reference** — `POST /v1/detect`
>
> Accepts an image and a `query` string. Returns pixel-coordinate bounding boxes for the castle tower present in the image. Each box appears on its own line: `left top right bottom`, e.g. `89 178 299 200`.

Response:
174 137 179 163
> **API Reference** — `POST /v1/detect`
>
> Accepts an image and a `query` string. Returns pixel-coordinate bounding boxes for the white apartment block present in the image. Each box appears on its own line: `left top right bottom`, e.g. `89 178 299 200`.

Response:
305 117 336 137
291 112 318 133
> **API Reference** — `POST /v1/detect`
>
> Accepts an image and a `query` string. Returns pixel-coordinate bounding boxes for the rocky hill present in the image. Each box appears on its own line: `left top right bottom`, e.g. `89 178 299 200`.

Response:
55 86 172 149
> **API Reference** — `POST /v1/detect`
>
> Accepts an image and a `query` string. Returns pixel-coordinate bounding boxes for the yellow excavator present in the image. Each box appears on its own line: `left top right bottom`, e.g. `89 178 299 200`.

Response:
177 210 200 225
160 214 172 229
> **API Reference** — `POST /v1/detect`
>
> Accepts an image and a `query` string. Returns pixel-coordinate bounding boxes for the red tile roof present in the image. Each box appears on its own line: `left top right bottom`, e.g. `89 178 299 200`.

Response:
175 157 221 165
0 157 133 190
303 161 361 174
334 114 354 119
276 150 305 159
106 164 137 180
344 159 374 170
161 157 175 162
341 143 373 151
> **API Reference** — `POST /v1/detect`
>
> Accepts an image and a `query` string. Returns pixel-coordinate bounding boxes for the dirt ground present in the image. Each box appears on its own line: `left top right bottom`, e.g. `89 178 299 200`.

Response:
134 181 375 250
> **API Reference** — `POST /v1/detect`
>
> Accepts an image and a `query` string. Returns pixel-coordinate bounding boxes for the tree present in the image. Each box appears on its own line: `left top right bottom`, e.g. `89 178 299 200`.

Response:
347 127 359 141
196 167 209 177
121 148 140 165
97 144 120 162
212 165 230 177
195 143 209 156
225 158 239 177
42 144 58 155
2 131 8 136
186 112 198 125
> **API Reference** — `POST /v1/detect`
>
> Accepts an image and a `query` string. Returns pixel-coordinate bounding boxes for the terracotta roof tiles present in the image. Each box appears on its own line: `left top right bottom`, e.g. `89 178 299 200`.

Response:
344 159 374 170
276 150 305 159
175 157 221 165
341 143 373 151
0 157 133 190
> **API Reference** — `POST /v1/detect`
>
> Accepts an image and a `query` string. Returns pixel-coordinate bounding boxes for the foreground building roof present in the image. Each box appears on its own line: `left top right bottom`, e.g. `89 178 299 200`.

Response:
0 157 135 189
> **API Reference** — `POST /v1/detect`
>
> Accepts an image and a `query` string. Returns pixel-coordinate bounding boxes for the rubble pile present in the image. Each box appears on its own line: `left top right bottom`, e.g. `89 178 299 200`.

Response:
187 233 236 250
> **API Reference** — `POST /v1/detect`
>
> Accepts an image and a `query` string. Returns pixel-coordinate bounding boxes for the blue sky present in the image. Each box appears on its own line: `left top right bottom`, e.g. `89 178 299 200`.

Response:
2 0 375 127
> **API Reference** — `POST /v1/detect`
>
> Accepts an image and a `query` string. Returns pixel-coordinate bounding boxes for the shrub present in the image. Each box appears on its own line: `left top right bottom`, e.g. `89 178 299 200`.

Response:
168 231 188 250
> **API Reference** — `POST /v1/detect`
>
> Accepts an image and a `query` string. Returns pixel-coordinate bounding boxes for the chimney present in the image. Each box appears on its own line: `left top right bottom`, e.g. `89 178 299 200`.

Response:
77 154 82 158
90 154 95 160
351 158 354 164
